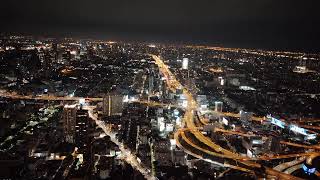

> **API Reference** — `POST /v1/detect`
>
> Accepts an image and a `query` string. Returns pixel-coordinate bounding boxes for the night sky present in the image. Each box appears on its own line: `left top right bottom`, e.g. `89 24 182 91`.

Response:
1 0 319 52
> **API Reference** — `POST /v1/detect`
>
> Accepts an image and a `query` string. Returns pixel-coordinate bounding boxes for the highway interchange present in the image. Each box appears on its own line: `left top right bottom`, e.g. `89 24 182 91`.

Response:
0 54 320 179
150 55 320 179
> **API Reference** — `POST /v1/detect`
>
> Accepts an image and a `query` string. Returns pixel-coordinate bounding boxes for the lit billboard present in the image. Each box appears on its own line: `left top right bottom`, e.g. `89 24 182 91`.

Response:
305 134 317 140
302 164 316 175
269 116 285 128
289 125 308 135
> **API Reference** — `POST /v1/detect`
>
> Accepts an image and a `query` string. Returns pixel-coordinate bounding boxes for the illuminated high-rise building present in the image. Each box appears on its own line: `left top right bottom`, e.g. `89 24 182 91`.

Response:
103 95 124 116
63 105 90 147
148 69 155 95
62 51 71 64
51 43 58 63
182 58 189 70
75 109 90 148
42 52 53 78
214 101 223 112
63 104 77 143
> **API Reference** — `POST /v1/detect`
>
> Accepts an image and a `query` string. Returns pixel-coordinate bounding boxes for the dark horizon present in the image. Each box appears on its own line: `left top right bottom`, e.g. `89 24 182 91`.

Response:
1 0 320 53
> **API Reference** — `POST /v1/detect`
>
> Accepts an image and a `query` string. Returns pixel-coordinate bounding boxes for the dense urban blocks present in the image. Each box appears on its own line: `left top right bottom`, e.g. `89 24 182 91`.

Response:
0 35 320 179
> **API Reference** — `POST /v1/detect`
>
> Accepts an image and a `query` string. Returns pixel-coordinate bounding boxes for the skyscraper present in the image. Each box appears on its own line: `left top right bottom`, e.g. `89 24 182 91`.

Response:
182 58 189 70
63 104 77 143
52 43 58 62
75 109 90 148
63 104 90 147
214 101 223 112
148 70 154 95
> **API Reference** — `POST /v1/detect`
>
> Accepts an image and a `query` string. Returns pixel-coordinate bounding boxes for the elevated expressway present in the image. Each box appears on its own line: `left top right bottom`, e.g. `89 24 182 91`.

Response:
0 90 103 101
0 90 318 130
0 56 319 178
150 55 319 179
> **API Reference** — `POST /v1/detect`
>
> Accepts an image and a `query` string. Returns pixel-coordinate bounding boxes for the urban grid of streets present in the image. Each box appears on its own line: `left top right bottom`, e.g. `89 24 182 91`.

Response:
1 54 320 179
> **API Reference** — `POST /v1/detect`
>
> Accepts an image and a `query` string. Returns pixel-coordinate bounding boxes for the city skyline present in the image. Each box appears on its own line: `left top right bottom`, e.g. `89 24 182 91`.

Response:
0 1 320 179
